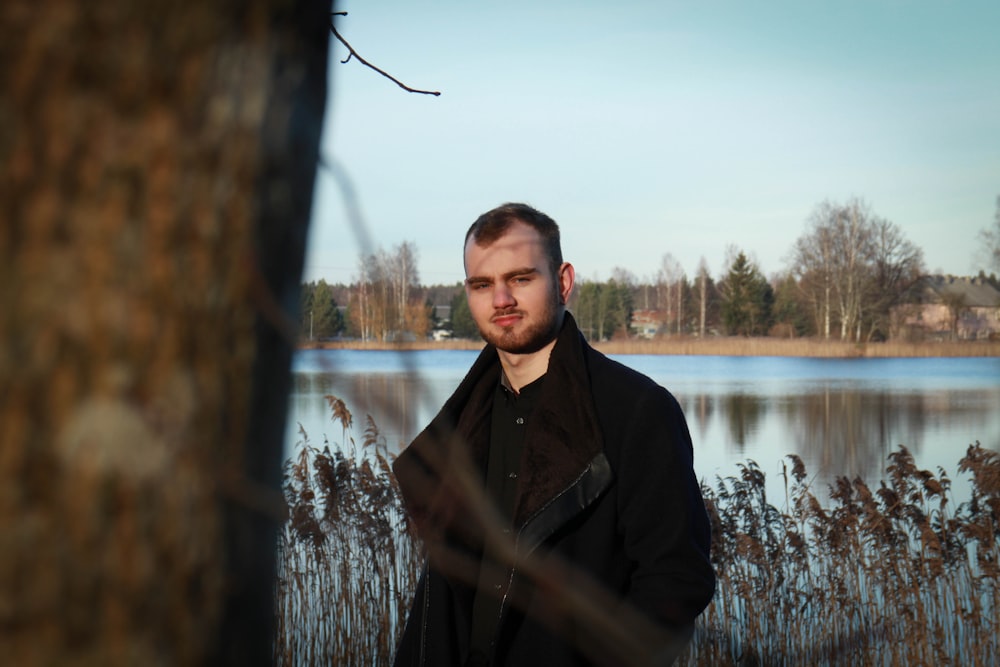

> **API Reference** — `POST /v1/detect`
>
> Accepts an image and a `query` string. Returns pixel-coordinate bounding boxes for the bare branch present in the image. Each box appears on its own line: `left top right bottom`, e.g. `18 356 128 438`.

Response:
331 12 441 97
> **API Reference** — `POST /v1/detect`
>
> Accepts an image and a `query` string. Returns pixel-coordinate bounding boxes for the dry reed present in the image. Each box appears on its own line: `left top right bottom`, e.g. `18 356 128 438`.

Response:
273 396 420 666
682 444 1000 665
305 337 1000 358
593 337 1000 359
274 397 999 665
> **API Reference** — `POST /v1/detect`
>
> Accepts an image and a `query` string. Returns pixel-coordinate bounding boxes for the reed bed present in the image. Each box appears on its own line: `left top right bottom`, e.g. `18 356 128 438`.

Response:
682 444 999 665
274 397 1000 665
304 337 1000 358
593 337 1000 359
274 396 421 666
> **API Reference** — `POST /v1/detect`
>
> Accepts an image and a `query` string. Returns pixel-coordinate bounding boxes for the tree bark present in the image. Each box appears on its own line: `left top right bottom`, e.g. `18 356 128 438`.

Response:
0 2 328 664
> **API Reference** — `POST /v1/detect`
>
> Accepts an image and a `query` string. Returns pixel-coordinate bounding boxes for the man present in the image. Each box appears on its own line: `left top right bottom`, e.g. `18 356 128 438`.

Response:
392 203 715 666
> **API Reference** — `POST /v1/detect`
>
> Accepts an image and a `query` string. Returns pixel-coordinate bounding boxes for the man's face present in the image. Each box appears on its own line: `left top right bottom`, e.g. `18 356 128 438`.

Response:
463 221 572 354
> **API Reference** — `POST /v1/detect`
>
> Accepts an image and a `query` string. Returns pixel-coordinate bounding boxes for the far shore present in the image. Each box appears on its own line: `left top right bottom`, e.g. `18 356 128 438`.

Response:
299 337 1000 358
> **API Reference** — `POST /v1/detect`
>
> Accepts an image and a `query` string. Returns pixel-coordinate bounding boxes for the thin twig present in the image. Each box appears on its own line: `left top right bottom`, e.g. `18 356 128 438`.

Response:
331 12 441 97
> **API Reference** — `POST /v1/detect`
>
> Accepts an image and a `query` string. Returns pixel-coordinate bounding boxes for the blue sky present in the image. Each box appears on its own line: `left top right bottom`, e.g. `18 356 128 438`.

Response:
305 0 1000 287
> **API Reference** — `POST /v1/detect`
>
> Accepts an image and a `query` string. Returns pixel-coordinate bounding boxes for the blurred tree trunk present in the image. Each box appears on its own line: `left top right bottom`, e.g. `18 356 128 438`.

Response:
0 1 328 664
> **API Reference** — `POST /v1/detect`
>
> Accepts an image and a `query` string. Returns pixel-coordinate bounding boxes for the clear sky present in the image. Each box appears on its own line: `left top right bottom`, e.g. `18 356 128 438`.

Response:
304 0 1000 287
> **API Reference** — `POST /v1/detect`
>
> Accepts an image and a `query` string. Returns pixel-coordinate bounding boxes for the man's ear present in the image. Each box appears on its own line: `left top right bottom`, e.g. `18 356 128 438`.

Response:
557 262 575 304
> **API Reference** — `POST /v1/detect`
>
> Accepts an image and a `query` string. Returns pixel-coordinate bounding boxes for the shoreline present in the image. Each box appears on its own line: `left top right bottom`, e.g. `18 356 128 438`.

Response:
299 337 1000 358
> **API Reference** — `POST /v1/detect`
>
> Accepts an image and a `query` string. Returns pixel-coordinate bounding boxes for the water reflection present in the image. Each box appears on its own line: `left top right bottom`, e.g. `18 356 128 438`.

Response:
290 372 426 450
286 353 1000 503
687 393 715 442
672 385 999 501
788 389 897 486
720 393 766 451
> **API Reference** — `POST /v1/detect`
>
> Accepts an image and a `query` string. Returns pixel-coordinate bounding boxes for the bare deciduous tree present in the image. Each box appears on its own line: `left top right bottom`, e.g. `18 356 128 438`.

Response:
829 200 875 340
658 254 684 336
975 195 1000 274
695 257 711 338
792 206 841 339
868 217 925 340
790 199 925 342
350 242 426 341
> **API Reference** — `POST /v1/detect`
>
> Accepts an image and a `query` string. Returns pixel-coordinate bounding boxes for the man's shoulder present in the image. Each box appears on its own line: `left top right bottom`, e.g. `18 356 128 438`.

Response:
583 345 667 399
581 346 691 459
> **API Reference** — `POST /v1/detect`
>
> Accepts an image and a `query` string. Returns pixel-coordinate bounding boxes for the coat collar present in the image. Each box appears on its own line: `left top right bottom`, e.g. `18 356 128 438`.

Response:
392 312 606 545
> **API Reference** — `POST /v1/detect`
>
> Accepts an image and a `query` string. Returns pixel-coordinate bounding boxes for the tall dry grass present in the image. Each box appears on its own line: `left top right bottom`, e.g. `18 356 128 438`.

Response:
274 396 420 666
274 397 999 665
593 337 1000 358
684 445 999 665
305 337 1000 358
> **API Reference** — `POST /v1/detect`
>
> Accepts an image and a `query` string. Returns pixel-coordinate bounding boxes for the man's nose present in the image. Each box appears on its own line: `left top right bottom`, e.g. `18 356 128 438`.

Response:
493 283 515 309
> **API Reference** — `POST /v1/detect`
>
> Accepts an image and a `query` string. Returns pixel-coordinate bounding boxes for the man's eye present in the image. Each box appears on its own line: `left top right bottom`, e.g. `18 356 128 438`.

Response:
512 276 531 284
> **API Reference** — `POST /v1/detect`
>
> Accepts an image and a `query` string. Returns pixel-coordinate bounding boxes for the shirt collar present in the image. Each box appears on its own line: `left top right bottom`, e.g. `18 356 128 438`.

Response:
499 369 546 400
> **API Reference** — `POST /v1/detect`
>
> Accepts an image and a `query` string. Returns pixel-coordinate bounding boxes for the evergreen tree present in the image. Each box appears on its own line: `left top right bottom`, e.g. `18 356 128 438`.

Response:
605 278 634 339
570 279 634 341
300 283 314 338
449 291 478 339
311 280 344 339
571 281 602 340
771 273 810 337
720 251 773 336
300 281 345 340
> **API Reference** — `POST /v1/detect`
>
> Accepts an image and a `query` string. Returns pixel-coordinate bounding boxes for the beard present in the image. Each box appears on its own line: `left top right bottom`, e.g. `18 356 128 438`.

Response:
478 295 563 354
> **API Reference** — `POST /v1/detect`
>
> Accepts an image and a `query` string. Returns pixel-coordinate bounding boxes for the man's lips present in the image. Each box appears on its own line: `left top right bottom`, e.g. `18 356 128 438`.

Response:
491 312 522 327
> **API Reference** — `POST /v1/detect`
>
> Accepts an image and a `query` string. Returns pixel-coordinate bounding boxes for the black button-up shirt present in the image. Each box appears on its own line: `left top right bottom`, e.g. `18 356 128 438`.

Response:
468 372 545 664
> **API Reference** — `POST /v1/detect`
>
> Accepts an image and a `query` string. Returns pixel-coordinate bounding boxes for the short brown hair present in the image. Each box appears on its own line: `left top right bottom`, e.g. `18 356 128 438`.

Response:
465 203 563 276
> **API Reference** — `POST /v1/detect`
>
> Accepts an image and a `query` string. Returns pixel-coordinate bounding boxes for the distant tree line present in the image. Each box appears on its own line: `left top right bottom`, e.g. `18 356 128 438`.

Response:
301 242 431 342
300 197 1000 343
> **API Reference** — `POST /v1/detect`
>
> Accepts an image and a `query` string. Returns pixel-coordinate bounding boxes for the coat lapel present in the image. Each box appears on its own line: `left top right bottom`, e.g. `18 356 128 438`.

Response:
512 313 607 527
392 313 612 552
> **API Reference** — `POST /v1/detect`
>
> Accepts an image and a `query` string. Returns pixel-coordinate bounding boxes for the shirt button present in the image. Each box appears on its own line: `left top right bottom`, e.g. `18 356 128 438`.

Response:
494 584 503 591
508 472 517 479
515 417 524 425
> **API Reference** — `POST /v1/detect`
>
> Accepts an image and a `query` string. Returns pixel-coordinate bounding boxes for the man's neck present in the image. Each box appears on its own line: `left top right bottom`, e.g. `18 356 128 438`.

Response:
497 338 556 393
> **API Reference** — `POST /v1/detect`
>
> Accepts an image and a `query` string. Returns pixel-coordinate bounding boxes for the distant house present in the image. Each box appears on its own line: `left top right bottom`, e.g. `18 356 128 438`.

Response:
630 309 665 339
894 275 1000 340
429 304 453 341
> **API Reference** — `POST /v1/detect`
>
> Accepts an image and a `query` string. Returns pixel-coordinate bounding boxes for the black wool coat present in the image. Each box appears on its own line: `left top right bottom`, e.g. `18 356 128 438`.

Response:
392 313 715 667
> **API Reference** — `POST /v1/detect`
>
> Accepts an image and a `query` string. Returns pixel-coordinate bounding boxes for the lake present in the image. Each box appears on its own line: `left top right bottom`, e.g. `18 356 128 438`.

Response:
285 349 1000 504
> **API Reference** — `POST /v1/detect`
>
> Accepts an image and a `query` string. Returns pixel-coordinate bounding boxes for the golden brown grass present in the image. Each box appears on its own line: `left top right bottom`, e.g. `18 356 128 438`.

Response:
302 337 1000 357
273 396 420 666
275 398 1000 665
595 337 1000 358
683 445 1000 665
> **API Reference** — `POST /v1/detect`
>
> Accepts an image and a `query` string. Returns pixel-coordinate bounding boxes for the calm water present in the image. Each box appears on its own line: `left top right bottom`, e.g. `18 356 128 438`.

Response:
286 349 1000 503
